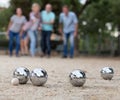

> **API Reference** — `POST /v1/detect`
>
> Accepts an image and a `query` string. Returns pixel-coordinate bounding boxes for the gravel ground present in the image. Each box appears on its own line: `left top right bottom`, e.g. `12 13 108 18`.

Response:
0 55 120 100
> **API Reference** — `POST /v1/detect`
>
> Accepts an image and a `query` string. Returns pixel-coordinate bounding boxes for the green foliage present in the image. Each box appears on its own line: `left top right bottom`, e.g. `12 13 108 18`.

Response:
0 8 12 31
0 34 7 40
79 0 120 34
109 0 120 25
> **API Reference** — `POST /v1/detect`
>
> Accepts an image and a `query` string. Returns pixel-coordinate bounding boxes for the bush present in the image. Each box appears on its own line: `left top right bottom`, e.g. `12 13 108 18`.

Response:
0 8 13 31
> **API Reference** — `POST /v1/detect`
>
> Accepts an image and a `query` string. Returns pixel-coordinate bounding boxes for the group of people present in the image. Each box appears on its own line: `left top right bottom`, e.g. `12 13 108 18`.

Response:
7 3 78 58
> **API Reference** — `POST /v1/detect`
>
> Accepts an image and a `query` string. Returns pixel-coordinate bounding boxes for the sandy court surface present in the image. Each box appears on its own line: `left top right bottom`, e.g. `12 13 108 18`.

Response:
0 55 120 100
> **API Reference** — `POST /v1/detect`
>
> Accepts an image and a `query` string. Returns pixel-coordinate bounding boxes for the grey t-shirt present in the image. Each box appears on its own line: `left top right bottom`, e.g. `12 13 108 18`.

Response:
10 15 27 33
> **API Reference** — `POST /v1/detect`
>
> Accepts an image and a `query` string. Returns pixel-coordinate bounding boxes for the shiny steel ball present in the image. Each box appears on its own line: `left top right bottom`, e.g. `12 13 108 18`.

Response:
13 67 30 84
101 67 114 80
30 68 48 86
69 69 86 87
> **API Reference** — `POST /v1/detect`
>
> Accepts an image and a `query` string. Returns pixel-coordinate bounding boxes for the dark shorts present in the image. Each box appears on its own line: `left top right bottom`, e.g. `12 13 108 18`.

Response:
21 32 28 39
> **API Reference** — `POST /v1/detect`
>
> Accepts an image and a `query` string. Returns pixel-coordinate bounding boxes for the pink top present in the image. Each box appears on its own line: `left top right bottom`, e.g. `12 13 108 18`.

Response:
29 12 41 31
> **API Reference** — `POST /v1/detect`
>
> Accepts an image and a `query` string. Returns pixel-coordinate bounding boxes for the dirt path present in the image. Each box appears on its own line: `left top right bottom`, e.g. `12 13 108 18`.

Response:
0 56 119 100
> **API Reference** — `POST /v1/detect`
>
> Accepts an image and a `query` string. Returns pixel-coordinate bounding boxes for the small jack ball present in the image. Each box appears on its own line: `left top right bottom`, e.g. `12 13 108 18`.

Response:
11 78 19 86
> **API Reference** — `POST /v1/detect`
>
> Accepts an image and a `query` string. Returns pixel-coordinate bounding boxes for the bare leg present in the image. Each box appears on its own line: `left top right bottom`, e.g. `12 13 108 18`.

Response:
20 39 25 55
24 37 29 55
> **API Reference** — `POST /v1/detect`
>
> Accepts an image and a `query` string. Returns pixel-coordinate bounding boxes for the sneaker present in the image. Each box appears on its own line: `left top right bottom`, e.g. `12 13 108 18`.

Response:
62 55 67 58
24 54 29 56
40 53 45 57
70 56 74 59
16 54 20 57
46 55 51 58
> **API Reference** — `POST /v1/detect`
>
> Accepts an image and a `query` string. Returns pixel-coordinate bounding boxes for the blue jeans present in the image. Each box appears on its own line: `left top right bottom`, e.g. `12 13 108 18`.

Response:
63 31 74 57
28 30 37 56
41 30 52 55
9 31 20 56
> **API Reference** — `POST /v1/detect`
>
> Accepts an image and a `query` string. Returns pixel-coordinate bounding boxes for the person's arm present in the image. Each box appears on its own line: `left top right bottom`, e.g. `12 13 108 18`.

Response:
38 21 42 31
43 20 54 25
59 23 63 35
6 21 13 39
7 21 12 34
30 12 37 23
73 13 78 37
7 15 14 34
43 13 55 25
38 13 42 31
20 17 27 36
58 13 63 35
74 23 78 37
6 15 14 39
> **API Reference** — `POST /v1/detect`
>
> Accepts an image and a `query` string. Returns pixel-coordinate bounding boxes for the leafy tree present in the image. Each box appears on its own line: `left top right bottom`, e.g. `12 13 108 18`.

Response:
0 8 12 31
79 0 120 55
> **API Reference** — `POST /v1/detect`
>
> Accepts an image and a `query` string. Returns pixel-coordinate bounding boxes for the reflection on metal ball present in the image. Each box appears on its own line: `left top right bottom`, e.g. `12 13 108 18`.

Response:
101 67 114 80
69 69 86 87
13 67 30 84
30 68 48 86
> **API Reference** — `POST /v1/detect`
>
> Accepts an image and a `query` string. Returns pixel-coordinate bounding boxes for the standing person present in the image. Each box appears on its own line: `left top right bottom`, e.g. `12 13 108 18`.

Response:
59 5 78 58
41 4 55 57
7 8 27 57
28 3 41 57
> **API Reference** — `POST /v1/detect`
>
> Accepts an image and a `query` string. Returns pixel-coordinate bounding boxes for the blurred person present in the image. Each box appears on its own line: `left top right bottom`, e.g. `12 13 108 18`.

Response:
7 8 27 57
41 4 55 57
59 5 78 58
28 3 41 57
